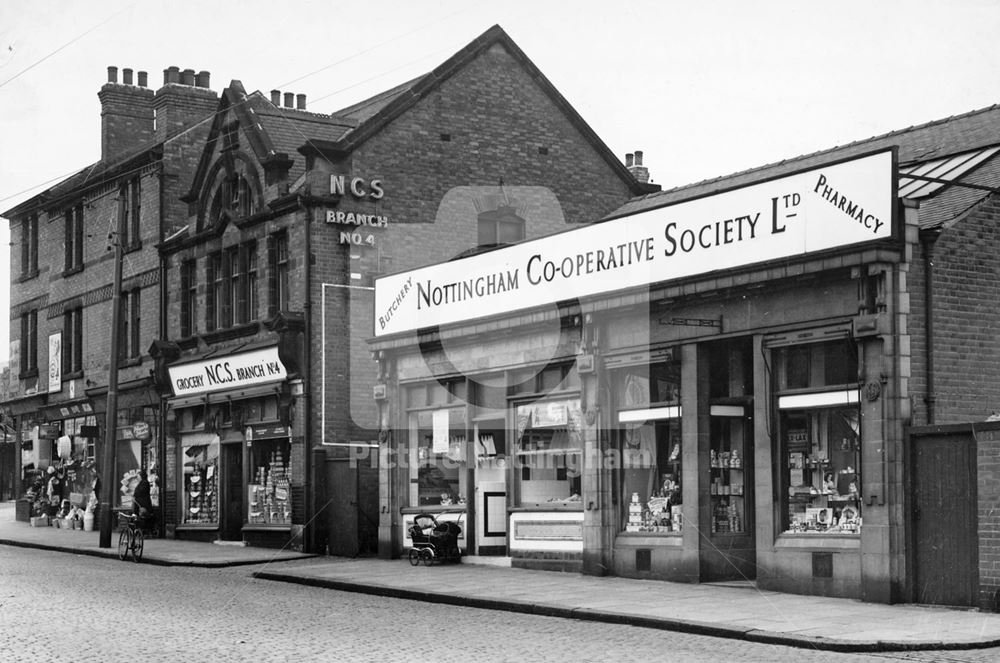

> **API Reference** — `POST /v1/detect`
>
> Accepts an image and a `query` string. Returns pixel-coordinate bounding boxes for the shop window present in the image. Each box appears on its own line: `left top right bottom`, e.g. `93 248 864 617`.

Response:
115 407 158 510
472 375 508 462
709 413 747 534
616 361 682 533
248 438 291 525
64 204 84 273
407 405 467 507
514 398 582 507
509 363 579 396
182 438 219 524
774 340 861 534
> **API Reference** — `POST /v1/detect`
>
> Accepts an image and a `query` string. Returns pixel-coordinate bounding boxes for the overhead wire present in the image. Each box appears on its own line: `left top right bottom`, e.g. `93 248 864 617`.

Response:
1 6 486 213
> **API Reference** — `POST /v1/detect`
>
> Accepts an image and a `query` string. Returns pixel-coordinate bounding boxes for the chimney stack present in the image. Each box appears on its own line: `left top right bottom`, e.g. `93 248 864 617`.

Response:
99 64 155 161
627 149 650 184
153 65 218 142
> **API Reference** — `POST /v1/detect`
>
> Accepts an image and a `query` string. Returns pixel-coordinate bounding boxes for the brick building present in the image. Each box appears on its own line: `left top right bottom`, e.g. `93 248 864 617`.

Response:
2 66 216 524
150 26 651 552
370 103 1000 608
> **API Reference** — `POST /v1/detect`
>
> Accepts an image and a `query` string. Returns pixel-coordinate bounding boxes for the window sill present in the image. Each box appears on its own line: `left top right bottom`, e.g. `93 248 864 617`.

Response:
63 370 84 382
123 242 142 255
17 270 39 283
117 357 142 369
509 504 584 512
203 322 261 345
61 265 84 278
774 533 861 550
18 368 39 380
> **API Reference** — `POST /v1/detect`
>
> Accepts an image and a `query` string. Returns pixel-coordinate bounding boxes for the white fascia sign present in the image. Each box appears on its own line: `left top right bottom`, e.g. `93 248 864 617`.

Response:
373 149 897 337
167 346 287 397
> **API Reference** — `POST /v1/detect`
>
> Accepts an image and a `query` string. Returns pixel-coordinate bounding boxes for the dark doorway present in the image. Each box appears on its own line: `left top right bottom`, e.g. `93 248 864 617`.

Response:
325 453 379 557
912 433 977 606
220 443 244 541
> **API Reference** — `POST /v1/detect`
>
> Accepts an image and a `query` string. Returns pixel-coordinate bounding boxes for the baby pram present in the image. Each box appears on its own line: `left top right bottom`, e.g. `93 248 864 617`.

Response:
408 513 463 565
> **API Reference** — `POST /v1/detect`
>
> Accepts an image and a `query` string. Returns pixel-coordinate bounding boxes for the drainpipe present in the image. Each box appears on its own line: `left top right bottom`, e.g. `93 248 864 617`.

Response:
303 200 315 553
921 229 941 425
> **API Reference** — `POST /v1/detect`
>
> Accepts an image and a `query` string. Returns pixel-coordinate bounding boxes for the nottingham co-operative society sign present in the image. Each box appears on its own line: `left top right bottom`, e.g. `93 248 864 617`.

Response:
374 149 896 337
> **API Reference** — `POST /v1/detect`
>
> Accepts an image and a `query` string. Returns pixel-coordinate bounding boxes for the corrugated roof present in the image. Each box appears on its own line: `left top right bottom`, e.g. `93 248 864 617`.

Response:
609 104 1000 228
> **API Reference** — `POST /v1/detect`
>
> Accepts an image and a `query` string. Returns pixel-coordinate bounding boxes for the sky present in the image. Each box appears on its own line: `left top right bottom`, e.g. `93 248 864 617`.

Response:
2 0 1000 362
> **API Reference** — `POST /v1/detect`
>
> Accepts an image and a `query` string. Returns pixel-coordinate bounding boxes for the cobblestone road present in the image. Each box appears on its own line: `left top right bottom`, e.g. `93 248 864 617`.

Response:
2 545 999 662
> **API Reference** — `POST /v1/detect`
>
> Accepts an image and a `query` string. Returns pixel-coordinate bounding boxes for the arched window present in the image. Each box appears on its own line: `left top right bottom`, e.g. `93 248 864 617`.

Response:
200 153 260 231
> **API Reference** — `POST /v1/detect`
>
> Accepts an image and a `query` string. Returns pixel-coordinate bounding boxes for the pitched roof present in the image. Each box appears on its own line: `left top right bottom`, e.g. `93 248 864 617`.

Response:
608 104 1000 229
298 24 653 196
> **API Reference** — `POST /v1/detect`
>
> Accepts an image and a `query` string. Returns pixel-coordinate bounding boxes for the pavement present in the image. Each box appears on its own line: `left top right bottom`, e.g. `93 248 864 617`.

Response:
4 501 1000 653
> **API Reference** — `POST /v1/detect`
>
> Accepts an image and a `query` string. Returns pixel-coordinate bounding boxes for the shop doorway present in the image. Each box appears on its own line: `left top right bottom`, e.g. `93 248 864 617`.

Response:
325 455 379 557
912 432 978 606
220 444 244 541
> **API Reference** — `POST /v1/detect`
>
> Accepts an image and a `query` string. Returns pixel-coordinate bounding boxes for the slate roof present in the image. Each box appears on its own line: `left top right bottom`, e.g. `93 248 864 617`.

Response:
607 104 1000 230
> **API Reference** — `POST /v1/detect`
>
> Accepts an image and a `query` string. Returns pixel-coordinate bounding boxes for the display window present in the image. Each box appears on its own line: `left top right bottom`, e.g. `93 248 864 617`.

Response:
181 437 219 524
115 407 158 510
406 380 468 508
514 397 582 507
773 339 861 534
248 438 291 524
709 411 747 534
615 360 682 533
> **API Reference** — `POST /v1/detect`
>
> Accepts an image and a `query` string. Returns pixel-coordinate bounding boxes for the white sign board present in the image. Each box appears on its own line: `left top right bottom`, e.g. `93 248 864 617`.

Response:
48 332 61 393
374 150 896 337
167 346 287 397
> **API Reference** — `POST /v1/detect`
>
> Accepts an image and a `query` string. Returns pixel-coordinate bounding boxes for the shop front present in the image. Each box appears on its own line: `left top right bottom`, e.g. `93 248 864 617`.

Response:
165 346 301 548
372 149 907 601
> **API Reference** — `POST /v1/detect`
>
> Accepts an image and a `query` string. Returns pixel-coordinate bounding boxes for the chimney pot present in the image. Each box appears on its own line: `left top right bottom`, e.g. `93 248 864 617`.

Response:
296 93 306 110
165 66 180 85
634 150 643 166
195 70 210 88
107 66 118 84
137 71 148 87
181 68 195 86
122 68 133 85
270 90 281 105
625 153 634 168
283 92 294 108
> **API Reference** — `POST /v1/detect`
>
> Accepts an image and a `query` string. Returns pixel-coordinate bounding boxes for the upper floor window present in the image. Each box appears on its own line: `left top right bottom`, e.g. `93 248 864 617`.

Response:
206 242 258 331
119 178 141 250
268 231 290 316
477 206 525 248
64 204 84 273
20 309 38 376
120 287 142 361
21 214 39 278
180 259 198 338
209 174 257 227
62 306 83 375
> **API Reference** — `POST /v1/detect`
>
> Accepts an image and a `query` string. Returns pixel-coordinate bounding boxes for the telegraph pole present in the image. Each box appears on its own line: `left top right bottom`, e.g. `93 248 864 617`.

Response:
99 210 124 548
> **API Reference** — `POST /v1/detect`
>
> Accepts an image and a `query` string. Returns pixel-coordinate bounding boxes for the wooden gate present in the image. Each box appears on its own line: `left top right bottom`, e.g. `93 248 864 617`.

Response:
911 430 977 606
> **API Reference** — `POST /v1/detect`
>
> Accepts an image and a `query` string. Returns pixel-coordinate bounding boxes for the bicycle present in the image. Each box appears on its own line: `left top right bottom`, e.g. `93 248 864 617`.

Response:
117 513 144 562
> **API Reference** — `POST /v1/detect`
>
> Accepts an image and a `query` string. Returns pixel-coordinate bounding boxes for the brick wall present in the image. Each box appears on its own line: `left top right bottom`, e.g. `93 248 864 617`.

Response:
908 196 1000 425
978 429 1000 610
310 40 637 449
